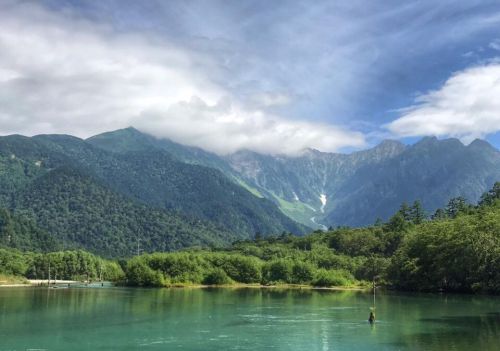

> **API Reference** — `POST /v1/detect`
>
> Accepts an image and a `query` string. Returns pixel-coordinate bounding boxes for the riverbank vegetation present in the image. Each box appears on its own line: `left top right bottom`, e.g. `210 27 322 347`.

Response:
1 183 499 293
0 248 124 282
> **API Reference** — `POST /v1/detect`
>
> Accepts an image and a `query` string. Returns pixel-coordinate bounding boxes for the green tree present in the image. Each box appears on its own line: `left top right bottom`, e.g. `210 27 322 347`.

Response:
203 268 232 285
398 202 412 221
479 182 500 207
445 197 469 218
410 200 426 224
291 261 315 284
386 212 407 232
261 259 293 284
125 258 165 287
432 208 447 220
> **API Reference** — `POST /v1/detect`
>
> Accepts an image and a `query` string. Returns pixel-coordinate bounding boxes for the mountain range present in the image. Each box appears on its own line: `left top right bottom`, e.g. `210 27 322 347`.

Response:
89 128 500 228
226 137 500 227
1 127 499 256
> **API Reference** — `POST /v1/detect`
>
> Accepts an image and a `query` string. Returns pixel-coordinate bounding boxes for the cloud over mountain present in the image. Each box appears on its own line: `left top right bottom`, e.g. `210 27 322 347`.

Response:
0 1 364 155
2 1 500 152
387 63 500 143
135 97 364 155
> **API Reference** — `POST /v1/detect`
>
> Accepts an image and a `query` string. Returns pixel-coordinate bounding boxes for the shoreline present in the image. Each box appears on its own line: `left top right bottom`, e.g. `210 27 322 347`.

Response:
0 280 369 292
0 279 84 288
163 283 368 291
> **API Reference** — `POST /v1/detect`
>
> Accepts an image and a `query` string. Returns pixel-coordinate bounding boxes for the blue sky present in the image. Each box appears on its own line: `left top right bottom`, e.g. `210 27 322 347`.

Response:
1 0 500 153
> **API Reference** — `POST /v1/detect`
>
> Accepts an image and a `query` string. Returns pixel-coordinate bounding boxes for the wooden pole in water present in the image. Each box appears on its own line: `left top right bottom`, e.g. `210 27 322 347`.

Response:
99 261 103 282
369 274 377 324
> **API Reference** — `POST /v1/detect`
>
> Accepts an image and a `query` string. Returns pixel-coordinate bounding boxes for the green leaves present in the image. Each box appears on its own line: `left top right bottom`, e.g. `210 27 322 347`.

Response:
389 201 500 293
0 249 125 282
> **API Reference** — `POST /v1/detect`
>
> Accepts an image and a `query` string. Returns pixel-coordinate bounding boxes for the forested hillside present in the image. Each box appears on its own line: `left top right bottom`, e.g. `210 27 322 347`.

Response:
0 132 306 256
9 167 236 256
0 208 59 252
87 128 500 229
3 183 499 294
1 128 499 259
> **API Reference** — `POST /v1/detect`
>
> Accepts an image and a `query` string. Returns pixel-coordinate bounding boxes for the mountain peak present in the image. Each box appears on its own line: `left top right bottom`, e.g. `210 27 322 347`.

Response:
86 127 154 153
375 139 405 150
412 136 465 149
358 139 405 159
415 136 438 146
468 138 498 152
88 126 143 139
299 148 327 157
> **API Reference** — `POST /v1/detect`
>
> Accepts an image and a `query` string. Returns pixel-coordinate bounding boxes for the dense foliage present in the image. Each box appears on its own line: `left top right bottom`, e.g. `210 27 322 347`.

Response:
1 183 499 294
121 183 500 292
9 167 235 256
0 248 124 281
0 208 59 252
0 132 306 255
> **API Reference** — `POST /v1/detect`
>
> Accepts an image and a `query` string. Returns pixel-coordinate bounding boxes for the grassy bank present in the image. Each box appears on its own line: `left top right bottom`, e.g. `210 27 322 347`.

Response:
0 273 28 286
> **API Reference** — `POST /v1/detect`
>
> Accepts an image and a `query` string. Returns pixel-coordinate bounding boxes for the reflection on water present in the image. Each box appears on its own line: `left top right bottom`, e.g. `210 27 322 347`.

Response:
0 287 499 350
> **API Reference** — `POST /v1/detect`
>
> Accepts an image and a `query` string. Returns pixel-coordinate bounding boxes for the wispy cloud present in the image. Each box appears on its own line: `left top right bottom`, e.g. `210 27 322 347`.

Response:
387 63 500 143
489 39 500 51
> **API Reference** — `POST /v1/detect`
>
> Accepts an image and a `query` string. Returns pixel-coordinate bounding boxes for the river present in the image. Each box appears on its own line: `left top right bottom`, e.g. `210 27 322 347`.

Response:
1 287 499 350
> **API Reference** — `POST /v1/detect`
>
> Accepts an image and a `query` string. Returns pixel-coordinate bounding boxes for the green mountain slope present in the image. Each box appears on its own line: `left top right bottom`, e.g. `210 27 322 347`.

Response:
0 132 307 256
87 128 500 229
0 208 59 252
83 130 307 235
10 166 235 256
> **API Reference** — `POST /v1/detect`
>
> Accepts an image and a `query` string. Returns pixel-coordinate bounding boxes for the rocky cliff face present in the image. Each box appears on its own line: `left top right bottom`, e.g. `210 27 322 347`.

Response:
226 137 499 227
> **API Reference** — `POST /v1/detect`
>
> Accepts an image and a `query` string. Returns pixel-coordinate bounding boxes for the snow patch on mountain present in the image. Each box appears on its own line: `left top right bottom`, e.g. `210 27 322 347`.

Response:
310 216 328 231
319 194 327 213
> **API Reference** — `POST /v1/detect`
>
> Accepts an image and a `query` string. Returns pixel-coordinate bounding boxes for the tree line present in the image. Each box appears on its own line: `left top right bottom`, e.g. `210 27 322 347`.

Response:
0 249 124 282
1 182 499 293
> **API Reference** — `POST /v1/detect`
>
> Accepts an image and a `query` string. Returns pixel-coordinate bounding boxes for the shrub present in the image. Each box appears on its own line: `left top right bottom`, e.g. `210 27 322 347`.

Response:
312 269 353 287
261 259 293 284
222 255 262 283
125 258 165 287
146 253 206 284
291 261 315 284
355 256 390 281
203 268 232 285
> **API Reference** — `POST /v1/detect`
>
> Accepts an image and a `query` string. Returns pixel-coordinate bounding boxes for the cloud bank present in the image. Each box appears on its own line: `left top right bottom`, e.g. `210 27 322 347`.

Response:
0 1 365 155
1 1 500 153
136 97 364 155
387 63 500 143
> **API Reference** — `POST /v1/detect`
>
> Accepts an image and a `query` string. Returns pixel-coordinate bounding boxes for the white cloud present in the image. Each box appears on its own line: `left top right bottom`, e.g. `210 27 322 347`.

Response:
0 2 365 155
386 63 500 143
135 97 365 155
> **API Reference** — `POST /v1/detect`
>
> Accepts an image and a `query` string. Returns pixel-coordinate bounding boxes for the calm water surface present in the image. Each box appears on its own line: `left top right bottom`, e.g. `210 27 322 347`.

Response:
1 287 499 350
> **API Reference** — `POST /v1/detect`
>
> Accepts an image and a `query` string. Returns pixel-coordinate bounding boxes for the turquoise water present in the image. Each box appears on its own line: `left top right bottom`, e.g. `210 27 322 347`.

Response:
1 287 499 350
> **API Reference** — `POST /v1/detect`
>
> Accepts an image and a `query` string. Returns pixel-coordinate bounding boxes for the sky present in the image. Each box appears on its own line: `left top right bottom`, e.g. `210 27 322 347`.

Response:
1 0 500 154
